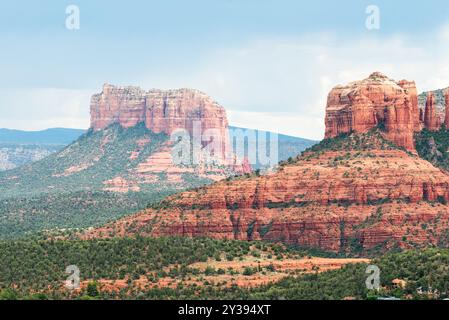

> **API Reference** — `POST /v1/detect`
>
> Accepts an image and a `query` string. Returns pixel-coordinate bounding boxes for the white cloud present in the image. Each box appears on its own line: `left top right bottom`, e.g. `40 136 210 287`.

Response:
227 110 322 140
176 31 449 139
4 25 449 140
438 21 449 41
0 88 91 130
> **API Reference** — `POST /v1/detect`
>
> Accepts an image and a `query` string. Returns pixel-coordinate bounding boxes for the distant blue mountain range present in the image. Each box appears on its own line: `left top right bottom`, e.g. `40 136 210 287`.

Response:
228 126 317 168
0 128 86 145
0 126 317 171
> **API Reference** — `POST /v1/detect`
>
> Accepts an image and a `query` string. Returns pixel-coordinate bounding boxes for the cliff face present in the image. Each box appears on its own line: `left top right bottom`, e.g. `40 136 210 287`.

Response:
82 131 449 253
90 84 231 162
324 72 418 151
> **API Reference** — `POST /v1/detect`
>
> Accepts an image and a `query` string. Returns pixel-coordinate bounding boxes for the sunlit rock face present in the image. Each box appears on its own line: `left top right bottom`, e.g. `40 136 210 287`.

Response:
324 72 418 151
90 84 231 162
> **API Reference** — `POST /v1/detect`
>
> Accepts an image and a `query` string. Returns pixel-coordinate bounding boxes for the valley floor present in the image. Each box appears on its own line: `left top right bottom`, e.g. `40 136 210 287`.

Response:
76 255 369 293
1 236 448 300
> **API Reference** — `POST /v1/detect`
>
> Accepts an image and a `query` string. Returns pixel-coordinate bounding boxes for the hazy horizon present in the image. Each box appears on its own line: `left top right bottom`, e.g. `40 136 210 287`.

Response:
0 123 319 142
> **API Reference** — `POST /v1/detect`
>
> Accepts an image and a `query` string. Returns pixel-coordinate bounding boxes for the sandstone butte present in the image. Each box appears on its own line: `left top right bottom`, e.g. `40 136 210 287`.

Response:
325 72 449 151
82 73 449 254
88 84 251 191
91 84 231 164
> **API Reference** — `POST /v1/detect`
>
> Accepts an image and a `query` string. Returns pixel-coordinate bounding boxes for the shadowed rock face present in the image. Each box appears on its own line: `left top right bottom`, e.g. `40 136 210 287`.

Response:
424 92 439 131
324 72 418 151
90 84 231 162
444 90 449 130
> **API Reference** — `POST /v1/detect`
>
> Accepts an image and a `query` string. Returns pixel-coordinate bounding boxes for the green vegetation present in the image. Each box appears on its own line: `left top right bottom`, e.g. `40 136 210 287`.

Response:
0 237 299 299
279 129 412 167
0 236 447 300
0 123 168 196
0 191 173 240
307 129 411 155
254 249 449 300
0 123 213 239
415 127 449 171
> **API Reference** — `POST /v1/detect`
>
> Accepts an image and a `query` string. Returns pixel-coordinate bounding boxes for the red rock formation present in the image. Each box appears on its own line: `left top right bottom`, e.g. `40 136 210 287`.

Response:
325 72 417 151
90 84 231 163
81 74 449 254
418 89 448 129
90 84 145 130
445 90 449 130
424 92 439 131
81 132 449 253
88 84 254 188
398 80 420 131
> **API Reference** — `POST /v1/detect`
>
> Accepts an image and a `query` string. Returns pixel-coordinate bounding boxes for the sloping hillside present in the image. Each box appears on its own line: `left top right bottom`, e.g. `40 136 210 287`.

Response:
0 126 316 171
0 124 218 239
82 130 449 255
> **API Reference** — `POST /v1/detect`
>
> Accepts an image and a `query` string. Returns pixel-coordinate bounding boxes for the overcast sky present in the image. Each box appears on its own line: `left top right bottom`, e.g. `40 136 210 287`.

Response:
2 0 449 139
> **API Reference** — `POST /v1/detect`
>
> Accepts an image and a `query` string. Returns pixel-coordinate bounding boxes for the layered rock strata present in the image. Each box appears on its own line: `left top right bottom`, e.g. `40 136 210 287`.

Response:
82 132 449 253
325 72 449 150
90 84 231 163
324 72 417 150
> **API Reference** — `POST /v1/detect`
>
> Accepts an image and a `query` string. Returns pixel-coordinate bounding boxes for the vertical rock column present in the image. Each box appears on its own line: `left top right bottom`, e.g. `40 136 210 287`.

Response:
445 90 449 130
424 92 439 131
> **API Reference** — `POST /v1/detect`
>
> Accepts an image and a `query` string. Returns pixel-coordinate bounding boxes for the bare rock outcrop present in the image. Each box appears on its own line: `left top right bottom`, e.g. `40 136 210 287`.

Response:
325 72 417 151
90 84 231 162
444 90 449 129
424 92 439 131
